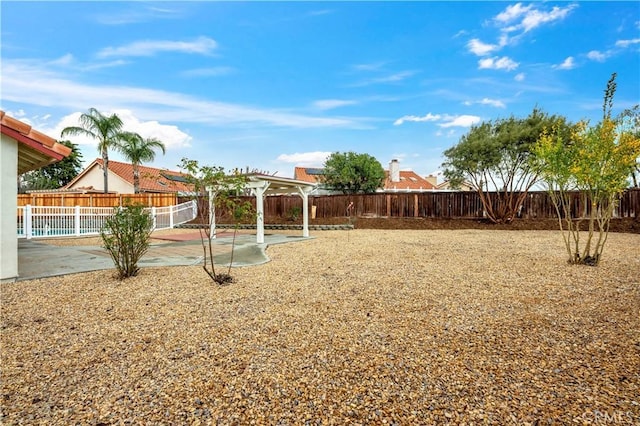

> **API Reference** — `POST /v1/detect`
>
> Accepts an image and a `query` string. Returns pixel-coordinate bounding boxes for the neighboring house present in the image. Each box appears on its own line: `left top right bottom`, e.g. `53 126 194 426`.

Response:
435 179 475 191
293 166 325 184
293 159 438 193
1 111 72 282
425 170 475 191
64 159 193 194
382 159 437 192
293 166 330 194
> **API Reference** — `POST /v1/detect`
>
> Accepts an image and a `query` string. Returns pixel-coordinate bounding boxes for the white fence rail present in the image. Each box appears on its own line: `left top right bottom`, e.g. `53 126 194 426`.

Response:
17 200 197 239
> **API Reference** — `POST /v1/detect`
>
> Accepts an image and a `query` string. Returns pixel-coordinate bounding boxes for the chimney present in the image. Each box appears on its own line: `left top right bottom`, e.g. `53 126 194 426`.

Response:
389 159 400 183
425 174 438 187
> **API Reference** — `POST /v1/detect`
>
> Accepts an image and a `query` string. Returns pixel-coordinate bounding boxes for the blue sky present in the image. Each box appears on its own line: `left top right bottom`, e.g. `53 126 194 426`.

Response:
2 1 639 179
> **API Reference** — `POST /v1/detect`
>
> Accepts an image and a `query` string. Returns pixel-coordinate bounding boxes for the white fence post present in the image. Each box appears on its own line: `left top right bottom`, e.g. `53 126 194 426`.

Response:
151 206 157 230
25 204 32 240
17 201 196 239
74 205 81 237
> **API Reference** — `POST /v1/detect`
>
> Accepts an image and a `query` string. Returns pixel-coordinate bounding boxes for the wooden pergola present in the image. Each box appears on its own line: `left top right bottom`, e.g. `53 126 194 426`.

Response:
208 174 316 244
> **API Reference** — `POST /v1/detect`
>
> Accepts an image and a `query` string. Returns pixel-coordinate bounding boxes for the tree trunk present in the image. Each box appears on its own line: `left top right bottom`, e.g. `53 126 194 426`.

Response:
102 148 109 194
133 163 140 194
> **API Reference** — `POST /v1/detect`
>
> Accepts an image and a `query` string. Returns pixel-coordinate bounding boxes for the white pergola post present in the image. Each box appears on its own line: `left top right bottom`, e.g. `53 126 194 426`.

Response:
207 187 217 240
250 181 270 244
297 186 311 238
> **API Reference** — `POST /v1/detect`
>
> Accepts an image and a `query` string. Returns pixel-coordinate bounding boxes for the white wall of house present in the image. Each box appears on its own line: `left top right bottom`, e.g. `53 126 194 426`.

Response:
67 165 133 193
0 134 18 282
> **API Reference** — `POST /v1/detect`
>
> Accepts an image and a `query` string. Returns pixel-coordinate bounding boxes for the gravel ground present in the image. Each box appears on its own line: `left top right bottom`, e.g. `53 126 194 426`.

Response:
1 230 639 425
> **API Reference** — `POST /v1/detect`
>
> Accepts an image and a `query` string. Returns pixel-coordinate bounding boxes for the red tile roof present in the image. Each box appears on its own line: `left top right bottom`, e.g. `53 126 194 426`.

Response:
384 170 436 191
293 167 324 184
66 159 194 193
1 110 72 174
293 166 436 191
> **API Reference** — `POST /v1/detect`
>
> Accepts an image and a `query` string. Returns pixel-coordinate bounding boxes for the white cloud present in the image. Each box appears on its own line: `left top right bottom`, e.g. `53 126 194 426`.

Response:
308 9 333 17
453 30 468 39
276 151 331 166
587 50 608 62
520 5 578 32
6 109 27 118
352 62 386 72
93 5 183 25
514 72 526 82
494 3 534 24
97 36 218 58
312 99 357 110
467 38 500 56
478 56 519 71
395 113 480 128
45 53 129 72
466 98 506 108
2 59 363 129
351 70 418 87
486 99 504 107
554 56 576 70
439 115 481 128
372 71 417 83
615 38 640 48
467 35 510 56
394 113 441 126
497 3 578 33
48 110 192 149
466 4 576 64
115 109 192 148
181 67 235 77
50 54 75 66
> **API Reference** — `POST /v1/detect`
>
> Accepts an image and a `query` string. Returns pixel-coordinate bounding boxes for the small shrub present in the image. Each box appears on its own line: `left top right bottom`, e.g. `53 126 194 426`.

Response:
101 204 154 279
287 206 302 221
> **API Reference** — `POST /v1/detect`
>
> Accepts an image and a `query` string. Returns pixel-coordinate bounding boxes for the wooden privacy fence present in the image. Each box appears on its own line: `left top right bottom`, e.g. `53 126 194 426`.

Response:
18 193 177 208
181 189 640 221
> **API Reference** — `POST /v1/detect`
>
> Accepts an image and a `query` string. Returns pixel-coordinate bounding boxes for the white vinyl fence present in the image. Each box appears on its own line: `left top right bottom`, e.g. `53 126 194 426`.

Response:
17 200 197 239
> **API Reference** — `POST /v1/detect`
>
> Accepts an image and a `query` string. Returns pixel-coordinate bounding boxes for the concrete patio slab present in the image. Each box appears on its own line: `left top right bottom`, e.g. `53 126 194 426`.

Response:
16 233 312 281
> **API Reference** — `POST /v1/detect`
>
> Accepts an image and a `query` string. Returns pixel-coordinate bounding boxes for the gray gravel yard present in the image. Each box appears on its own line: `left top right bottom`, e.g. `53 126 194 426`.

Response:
1 229 639 424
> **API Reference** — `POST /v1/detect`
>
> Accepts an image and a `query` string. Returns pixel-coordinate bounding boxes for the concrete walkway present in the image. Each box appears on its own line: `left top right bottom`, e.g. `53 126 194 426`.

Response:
17 232 313 281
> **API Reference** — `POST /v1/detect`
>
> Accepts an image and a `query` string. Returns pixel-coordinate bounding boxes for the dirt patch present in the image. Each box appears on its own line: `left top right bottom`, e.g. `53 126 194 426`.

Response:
352 217 640 233
267 216 640 233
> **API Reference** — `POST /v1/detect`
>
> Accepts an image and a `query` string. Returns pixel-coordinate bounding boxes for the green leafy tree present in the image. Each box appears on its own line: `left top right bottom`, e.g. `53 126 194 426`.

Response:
443 108 570 223
19 140 83 192
179 158 254 285
534 73 640 266
620 105 640 187
101 203 154 279
116 132 166 193
322 151 385 194
61 108 125 193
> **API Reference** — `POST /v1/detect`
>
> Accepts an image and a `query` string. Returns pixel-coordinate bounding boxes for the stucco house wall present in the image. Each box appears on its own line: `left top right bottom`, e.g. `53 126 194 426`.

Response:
1 134 18 282
66 165 133 193
1 111 71 282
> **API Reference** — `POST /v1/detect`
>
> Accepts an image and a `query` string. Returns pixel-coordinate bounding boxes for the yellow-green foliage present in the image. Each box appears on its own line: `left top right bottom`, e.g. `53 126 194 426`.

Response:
534 74 640 265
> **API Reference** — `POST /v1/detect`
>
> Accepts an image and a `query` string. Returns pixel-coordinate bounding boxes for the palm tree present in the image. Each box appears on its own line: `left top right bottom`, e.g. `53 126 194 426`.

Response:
61 108 125 193
117 132 166 193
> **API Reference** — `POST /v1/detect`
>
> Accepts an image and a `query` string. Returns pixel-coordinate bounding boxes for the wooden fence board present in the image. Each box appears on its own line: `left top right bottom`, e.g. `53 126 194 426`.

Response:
18 193 177 208
178 189 639 222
